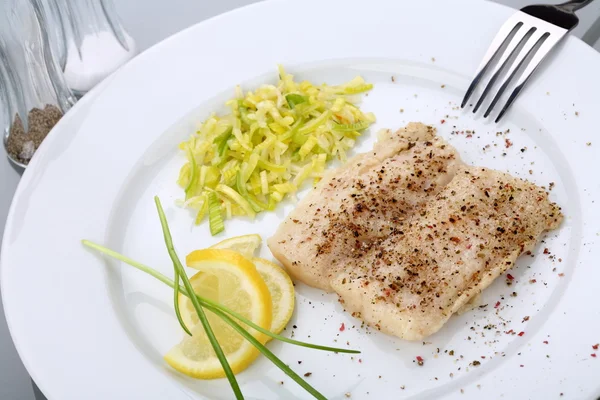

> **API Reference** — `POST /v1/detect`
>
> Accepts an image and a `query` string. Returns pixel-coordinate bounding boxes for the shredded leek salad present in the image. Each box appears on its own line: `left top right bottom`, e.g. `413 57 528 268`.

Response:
177 65 375 235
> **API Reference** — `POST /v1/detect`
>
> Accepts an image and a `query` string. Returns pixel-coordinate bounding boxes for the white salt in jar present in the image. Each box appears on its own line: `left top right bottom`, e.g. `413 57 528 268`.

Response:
59 0 137 96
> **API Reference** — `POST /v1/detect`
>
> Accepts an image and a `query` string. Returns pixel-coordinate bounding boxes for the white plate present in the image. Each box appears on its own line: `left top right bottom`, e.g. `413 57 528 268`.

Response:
3 0 600 399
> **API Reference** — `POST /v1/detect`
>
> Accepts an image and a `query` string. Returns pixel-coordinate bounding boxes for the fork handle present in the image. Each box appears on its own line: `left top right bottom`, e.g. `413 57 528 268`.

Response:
556 0 595 12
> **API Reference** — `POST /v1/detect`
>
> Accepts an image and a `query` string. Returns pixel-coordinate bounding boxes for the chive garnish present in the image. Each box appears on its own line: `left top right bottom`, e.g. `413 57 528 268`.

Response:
155 197 242 399
81 196 360 399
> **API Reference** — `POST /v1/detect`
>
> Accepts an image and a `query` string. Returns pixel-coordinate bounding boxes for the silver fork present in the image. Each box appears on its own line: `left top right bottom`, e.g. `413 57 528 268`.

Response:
461 0 595 122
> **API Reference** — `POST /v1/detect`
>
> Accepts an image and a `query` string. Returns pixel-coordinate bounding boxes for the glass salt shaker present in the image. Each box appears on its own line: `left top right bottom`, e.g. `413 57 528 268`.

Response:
1 0 76 168
59 0 137 97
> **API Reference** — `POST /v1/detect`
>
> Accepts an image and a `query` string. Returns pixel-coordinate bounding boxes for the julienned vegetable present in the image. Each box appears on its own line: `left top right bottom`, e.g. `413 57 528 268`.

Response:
177 65 375 234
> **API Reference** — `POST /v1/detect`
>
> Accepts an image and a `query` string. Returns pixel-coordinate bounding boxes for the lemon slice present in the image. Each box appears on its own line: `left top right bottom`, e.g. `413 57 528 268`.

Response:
210 234 295 335
209 234 262 258
165 249 272 379
252 258 295 336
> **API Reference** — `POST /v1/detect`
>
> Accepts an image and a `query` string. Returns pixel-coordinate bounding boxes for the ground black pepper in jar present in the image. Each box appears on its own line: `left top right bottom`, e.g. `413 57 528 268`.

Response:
6 105 63 164
1 0 75 167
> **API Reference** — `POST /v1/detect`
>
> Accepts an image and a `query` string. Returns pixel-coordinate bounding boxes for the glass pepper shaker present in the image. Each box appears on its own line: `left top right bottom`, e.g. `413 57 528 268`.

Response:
1 0 76 168
0 38 19 161
44 0 68 71
59 0 137 97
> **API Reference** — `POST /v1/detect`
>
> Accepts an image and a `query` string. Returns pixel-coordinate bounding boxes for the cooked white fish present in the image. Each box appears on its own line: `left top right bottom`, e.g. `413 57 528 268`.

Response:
268 122 562 340
269 123 463 291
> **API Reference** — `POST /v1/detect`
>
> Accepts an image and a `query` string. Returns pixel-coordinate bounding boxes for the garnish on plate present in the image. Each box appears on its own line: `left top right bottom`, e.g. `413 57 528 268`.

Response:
82 197 358 400
176 65 375 235
165 248 273 379
207 234 295 336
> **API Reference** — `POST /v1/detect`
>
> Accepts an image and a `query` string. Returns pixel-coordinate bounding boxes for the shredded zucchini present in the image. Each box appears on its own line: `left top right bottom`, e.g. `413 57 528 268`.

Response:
177 65 375 234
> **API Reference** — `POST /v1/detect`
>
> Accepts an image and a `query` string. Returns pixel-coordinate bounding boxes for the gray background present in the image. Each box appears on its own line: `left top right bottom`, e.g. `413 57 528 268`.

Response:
1 1 599 399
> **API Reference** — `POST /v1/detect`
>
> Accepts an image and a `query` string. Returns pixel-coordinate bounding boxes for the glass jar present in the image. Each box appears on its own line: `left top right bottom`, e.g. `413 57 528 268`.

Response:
1 0 76 167
0 38 19 160
44 0 68 71
59 0 137 96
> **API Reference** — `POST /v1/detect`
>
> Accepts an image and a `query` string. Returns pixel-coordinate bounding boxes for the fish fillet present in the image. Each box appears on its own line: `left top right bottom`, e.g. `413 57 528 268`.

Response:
268 122 463 291
268 122 562 340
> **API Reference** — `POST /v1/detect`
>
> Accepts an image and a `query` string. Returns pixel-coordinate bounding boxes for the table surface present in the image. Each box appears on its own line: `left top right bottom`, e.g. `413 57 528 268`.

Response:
1 1 599 399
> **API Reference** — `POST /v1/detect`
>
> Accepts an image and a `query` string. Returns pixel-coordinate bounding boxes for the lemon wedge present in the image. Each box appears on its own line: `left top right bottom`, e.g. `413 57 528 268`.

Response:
252 258 295 336
209 234 262 258
165 249 272 379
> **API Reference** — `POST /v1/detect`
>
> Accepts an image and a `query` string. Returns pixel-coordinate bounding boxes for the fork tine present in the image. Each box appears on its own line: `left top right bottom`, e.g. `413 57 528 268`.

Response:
484 30 551 118
494 33 564 122
461 21 523 108
473 26 537 113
